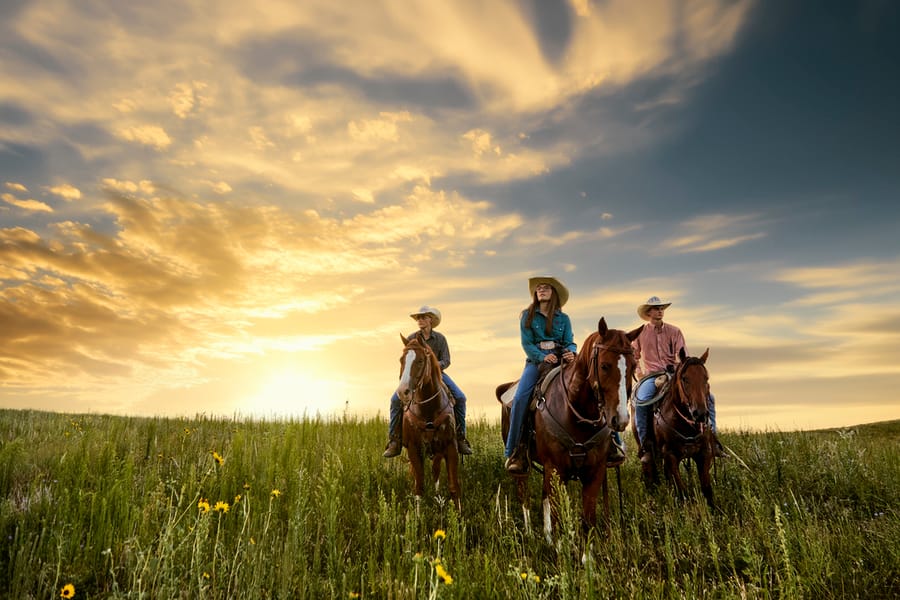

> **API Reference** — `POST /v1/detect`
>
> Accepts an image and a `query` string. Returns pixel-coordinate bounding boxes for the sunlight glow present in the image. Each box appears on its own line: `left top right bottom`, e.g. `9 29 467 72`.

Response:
244 370 348 420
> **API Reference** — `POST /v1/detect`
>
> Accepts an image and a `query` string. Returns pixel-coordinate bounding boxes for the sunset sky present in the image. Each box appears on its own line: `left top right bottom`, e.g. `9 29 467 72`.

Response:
2 0 898 433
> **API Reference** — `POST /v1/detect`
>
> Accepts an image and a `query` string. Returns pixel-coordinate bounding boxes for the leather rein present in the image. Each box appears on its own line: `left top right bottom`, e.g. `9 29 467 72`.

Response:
402 344 452 428
657 358 708 442
539 339 633 457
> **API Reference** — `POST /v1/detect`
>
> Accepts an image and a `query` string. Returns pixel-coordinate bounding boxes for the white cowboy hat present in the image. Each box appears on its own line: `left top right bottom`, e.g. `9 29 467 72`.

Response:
409 305 441 328
638 295 672 320
528 276 569 307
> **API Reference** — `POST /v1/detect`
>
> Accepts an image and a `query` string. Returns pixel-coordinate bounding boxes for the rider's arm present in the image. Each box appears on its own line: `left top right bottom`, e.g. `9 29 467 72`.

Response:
520 312 546 364
432 332 451 371
559 313 577 355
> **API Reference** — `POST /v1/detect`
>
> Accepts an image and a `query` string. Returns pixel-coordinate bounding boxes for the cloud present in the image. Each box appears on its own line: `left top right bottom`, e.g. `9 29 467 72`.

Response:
46 183 82 200
4 182 28 192
116 125 172 150
1 193 53 213
660 213 768 254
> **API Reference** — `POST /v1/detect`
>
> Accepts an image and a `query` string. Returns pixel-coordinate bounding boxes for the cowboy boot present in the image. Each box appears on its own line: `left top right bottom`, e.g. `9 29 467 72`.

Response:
456 432 473 455
607 433 626 467
382 434 402 458
504 444 529 474
712 432 728 458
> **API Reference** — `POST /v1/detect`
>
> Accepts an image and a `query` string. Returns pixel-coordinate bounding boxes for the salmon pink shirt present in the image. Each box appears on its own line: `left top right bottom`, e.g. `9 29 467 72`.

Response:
633 322 686 378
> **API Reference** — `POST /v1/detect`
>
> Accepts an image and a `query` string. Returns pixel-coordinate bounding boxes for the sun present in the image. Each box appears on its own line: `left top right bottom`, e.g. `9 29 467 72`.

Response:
245 369 348 420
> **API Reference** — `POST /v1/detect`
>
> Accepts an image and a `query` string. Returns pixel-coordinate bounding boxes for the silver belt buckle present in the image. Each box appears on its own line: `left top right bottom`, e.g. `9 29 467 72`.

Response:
539 341 556 350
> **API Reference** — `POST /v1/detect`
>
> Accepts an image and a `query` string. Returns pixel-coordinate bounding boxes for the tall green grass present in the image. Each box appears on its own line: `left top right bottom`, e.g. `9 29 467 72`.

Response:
1 409 897 599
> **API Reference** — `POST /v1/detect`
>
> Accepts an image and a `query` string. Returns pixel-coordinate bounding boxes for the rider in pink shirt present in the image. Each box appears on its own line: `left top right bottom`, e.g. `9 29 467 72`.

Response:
632 296 725 461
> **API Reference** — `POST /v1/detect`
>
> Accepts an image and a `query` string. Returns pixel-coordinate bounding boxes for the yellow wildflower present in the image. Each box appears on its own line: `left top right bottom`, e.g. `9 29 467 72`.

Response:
434 563 453 585
212 451 224 465
349 593 360 599
532 575 541 583
198 498 210 513
271 489 281 498
202 572 210 579
243 482 251 490
433 529 446 540
214 501 230 513
60 583 75 598
234 494 241 503
521 572 528 581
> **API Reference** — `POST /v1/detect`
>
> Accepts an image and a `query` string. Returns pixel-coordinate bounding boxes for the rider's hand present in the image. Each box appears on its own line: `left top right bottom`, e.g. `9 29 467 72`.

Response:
544 353 558 364
562 351 575 363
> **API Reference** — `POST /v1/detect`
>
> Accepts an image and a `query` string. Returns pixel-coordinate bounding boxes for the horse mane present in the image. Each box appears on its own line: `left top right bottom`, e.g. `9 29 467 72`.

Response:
409 332 442 387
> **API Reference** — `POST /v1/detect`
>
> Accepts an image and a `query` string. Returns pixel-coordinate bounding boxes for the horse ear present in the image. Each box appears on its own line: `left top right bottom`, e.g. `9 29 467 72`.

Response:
400 332 409 345
700 348 709 363
679 346 687 362
626 325 642 342
597 317 608 336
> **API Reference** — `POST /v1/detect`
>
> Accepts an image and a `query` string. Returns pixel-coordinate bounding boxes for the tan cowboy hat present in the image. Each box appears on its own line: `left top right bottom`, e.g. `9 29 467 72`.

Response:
410 305 441 327
638 295 672 320
528 276 569 307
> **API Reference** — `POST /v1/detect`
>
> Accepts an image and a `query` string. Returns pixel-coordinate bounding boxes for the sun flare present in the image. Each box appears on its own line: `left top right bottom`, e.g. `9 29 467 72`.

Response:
245 370 348 420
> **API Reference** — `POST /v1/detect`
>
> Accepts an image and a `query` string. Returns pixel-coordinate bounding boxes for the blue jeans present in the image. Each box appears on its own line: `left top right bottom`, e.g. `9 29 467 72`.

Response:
388 373 467 438
634 378 717 447
504 362 541 458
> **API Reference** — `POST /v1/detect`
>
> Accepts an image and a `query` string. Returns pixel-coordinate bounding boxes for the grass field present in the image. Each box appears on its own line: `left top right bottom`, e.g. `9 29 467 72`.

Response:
1 409 898 599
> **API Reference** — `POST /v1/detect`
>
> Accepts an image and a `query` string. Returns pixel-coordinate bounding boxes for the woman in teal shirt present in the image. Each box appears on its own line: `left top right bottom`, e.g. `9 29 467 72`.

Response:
504 276 576 474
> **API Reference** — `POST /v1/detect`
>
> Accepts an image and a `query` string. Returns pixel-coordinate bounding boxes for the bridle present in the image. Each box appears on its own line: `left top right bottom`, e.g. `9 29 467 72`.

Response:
568 336 634 427
400 341 447 408
659 357 709 438
538 333 634 461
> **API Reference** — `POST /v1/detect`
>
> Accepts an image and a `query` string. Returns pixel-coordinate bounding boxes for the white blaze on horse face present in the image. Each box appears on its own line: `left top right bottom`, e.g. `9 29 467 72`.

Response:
397 348 417 399
617 356 629 428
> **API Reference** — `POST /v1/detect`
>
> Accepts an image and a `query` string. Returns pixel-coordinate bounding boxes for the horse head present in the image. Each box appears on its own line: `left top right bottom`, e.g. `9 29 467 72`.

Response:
673 346 711 425
396 332 440 403
572 317 639 432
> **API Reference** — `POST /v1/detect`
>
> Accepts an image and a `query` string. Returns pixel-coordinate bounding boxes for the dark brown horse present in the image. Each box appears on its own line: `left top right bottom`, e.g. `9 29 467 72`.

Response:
397 332 461 509
639 347 716 507
497 318 637 541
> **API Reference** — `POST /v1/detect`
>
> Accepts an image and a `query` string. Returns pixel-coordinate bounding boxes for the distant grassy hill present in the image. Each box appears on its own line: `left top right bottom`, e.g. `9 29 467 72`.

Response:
1 410 898 598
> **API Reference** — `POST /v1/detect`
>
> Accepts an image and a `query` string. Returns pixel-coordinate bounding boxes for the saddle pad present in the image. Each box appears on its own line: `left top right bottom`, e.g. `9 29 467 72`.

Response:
500 365 563 408
500 382 518 408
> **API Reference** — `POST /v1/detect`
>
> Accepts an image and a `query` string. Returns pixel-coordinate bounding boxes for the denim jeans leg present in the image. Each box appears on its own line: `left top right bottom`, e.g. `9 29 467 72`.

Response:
635 377 658 447
708 392 717 432
504 362 540 457
388 392 402 438
442 373 466 436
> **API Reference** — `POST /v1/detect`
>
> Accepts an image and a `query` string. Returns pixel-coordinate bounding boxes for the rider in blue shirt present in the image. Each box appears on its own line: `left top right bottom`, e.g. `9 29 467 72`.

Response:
504 276 576 473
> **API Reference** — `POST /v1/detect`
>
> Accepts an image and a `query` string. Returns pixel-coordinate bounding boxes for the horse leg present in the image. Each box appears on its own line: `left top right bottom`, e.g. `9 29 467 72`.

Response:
446 448 461 511
696 453 715 508
581 468 605 534
431 454 442 492
664 452 688 500
408 445 426 499
541 466 559 544
512 475 531 535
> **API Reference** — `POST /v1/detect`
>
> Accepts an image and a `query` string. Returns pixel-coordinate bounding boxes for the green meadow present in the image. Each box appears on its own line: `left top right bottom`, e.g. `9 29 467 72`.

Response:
1 409 897 599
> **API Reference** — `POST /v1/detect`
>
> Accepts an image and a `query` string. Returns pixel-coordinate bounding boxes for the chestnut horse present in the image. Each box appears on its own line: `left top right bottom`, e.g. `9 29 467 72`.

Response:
639 347 716 507
396 332 461 509
497 318 637 541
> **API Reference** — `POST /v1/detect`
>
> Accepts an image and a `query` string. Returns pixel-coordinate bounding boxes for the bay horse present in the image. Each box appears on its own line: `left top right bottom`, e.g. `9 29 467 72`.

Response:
497 318 637 541
396 332 461 509
639 347 716 507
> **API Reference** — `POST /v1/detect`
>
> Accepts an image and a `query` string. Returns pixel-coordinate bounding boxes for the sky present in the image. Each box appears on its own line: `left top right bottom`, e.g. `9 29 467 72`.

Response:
1 0 899 433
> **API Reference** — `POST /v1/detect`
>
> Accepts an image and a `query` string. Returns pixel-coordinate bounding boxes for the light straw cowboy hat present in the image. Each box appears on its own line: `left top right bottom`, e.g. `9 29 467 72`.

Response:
637 296 672 320
528 276 569 307
410 306 441 328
